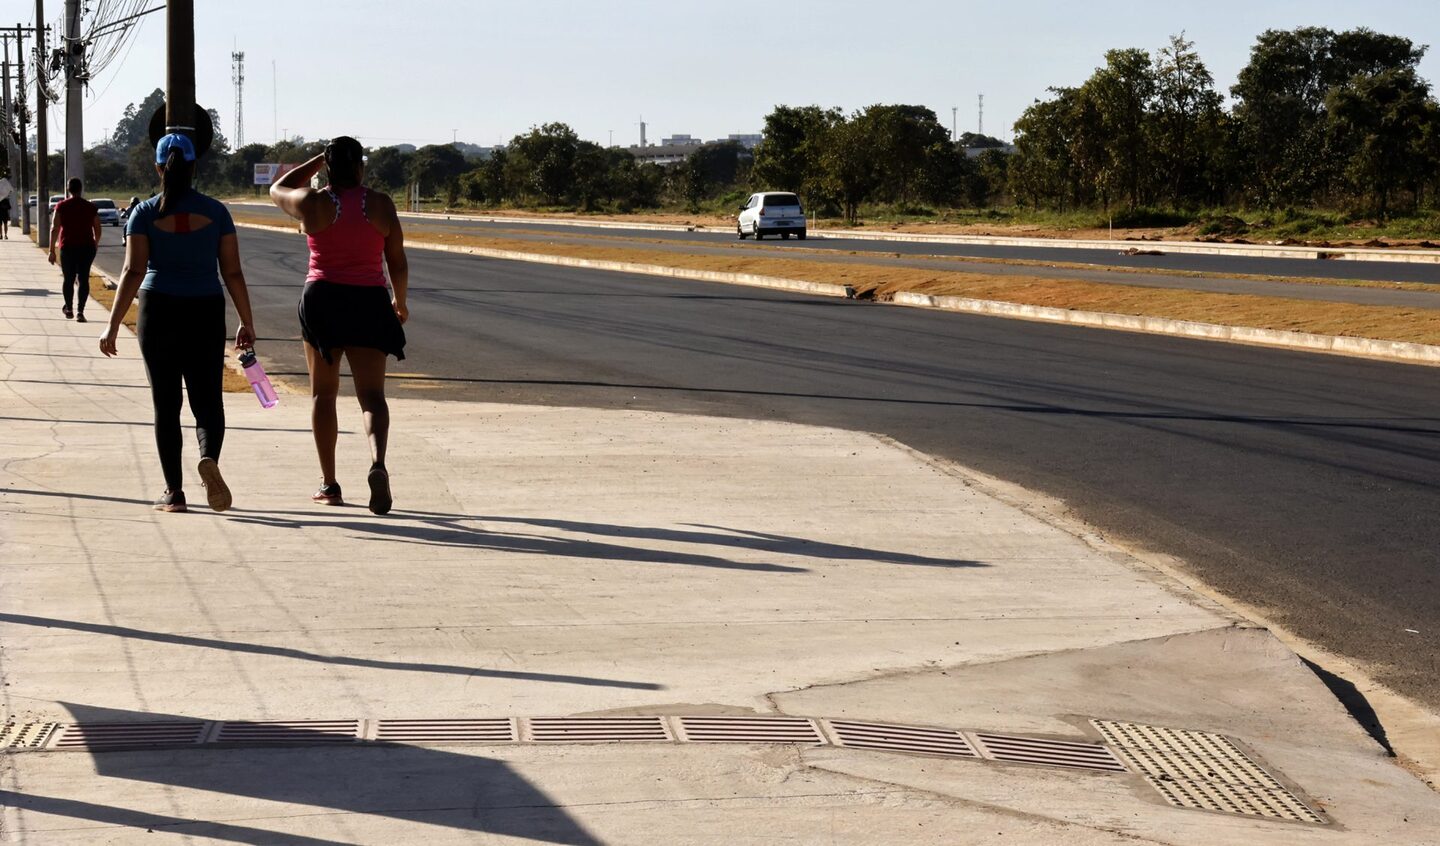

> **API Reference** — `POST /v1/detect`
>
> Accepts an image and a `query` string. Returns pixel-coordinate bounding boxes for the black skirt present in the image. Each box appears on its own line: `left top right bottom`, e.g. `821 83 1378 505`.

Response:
298 280 406 364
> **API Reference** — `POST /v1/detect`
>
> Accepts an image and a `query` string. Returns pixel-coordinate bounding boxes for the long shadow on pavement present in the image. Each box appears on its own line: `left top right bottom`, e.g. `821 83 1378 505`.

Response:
0 613 662 691
4 702 602 845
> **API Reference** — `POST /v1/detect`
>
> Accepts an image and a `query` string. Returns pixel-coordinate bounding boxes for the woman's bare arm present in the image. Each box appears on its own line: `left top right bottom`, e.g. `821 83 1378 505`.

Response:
268 154 327 222
218 233 257 349
98 235 149 357
378 193 409 324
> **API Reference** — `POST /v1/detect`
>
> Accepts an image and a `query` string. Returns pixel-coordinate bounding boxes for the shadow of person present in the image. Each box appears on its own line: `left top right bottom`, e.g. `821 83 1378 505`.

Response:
224 510 814 574
3 702 602 846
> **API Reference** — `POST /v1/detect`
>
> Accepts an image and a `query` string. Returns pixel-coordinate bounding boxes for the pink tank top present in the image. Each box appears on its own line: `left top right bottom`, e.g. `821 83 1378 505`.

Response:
305 186 387 286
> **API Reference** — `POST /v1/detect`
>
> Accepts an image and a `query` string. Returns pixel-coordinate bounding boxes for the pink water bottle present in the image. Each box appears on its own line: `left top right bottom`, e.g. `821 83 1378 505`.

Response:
238 349 279 409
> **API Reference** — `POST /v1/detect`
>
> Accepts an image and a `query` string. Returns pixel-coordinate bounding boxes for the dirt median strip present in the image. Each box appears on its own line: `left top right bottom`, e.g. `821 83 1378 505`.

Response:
234 212 1440 346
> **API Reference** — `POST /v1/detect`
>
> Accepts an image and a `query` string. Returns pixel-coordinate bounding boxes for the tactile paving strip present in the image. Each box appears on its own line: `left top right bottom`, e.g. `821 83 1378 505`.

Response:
1092 719 1326 824
825 720 977 758
525 716 672 743
0 722 60 750
972 732 1127 772
214 720 361 744
676 716 824 744
53 722 207 750
373 719 517 744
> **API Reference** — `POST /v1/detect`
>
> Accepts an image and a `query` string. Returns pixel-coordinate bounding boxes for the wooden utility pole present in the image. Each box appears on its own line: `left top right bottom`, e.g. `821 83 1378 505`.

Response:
165 0 194 138
33 0 48 248
11 25 28 235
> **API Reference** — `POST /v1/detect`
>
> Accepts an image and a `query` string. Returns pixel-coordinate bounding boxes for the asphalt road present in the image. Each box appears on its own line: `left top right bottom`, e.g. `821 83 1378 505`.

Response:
95 230 1440 710
231 203 1440 285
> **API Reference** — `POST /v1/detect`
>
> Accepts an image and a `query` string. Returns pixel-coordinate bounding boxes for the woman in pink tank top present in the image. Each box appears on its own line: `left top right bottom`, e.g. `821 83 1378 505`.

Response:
269 136 409 514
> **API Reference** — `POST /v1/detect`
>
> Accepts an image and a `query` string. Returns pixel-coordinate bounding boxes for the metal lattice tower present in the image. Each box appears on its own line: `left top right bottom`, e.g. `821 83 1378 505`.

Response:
231 50 244 148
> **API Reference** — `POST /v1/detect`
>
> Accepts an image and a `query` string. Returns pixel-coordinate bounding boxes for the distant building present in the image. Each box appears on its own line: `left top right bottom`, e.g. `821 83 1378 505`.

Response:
727 133 763 149
963 143 1016 158
626 144 695 166
661 134 703 147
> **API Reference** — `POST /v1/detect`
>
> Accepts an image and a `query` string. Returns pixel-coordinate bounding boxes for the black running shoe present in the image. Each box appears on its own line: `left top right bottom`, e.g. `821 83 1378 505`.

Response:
367 466 392 515
75 312 87 323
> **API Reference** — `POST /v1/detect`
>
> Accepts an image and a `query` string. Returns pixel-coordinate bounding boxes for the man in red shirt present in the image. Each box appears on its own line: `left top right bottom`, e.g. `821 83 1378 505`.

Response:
49 177 102 322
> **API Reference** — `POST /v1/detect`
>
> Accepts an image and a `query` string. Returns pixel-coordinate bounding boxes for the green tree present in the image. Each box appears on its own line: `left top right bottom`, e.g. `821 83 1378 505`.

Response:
507 123 580 204
1231 27 1427 206
112 88 165 150
366 146 412 192
1150 34 1227 206
1082 48 1157 209
821 114 881 223
408 144 468 196
1012 89 1081 209
751 105 841 199
862 104 951 204
1327 68 1436 215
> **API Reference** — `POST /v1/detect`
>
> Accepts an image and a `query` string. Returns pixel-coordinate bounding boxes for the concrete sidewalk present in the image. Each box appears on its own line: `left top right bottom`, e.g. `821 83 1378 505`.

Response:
2 236 1437 844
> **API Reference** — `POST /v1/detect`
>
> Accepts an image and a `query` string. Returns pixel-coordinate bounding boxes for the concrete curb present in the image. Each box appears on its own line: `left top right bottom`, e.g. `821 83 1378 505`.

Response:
816 228 1440 264
891 291 1440 365
234 221 855 299
234 221 1436 366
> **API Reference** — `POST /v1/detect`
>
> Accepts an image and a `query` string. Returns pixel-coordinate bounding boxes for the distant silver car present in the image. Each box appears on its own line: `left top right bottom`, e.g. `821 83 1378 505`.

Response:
737 192 807 241
93 198 121 226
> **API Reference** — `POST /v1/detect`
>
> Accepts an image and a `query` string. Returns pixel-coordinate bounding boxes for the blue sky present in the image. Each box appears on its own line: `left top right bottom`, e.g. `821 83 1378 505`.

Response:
9 0 1439 150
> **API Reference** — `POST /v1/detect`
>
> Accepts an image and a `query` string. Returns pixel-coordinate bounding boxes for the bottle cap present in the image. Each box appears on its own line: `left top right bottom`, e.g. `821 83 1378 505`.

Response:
238 349 256 367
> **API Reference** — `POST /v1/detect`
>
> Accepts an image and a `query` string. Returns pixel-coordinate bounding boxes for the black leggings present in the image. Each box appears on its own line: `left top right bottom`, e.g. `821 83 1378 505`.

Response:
137 290 227 492
60 245 96 313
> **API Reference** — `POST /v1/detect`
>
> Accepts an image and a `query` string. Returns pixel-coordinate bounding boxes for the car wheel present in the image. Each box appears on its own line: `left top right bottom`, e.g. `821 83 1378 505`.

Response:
797 230 807 240
754 227 764 241
781 232 791 240
737 223 747 240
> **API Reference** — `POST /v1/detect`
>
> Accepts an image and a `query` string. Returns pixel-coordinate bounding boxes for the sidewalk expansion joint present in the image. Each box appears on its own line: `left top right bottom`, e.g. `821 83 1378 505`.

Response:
2 715 1326 825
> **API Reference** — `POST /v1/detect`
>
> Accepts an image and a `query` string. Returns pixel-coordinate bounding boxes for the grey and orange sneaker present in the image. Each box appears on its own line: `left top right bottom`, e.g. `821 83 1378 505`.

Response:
197 457 231 512
311 483 343 506
154 490 187 513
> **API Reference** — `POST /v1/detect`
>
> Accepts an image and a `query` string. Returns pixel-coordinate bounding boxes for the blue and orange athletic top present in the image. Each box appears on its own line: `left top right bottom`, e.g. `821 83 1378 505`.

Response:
126 192 236 296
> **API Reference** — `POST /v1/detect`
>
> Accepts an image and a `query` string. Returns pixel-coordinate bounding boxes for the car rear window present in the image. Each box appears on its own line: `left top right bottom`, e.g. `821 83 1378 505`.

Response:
94 200 116 209
763 194 800 207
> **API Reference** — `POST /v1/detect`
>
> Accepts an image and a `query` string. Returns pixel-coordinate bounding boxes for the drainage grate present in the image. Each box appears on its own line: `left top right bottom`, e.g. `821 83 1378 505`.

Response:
373 719 516 744
525 717 672 743
826 720 977 758
676 716 824 745
1092 720 1325 824
972 732 1127 772
214 720 360 744
51 721 207 750
0 722 60 750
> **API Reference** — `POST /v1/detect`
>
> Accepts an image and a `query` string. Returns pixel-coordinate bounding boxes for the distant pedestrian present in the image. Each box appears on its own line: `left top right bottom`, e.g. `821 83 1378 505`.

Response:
269 136 408 514
49 178 102 322
0 175 13 239
98 134 258 514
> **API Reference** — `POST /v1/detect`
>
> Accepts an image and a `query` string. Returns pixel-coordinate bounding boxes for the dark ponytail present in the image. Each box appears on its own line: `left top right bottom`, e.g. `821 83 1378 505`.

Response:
158 148 193 217
325 136 365 190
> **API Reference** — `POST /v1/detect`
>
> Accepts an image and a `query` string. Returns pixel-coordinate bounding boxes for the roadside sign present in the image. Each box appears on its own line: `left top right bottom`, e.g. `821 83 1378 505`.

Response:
253 163 298 185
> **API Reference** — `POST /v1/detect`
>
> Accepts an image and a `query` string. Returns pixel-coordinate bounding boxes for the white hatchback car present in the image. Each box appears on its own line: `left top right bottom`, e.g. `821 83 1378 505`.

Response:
737 192 806 240
93 198 121 226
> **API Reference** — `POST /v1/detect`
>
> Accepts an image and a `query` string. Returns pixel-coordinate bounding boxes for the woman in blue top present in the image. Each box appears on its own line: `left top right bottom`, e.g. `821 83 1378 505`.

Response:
99 134 257 513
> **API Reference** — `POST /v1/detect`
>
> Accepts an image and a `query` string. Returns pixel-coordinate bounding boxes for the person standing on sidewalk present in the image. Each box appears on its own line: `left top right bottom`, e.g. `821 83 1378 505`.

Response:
269 137 408 515
98 134 258 514
0 175 13 239
49 178 102 322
